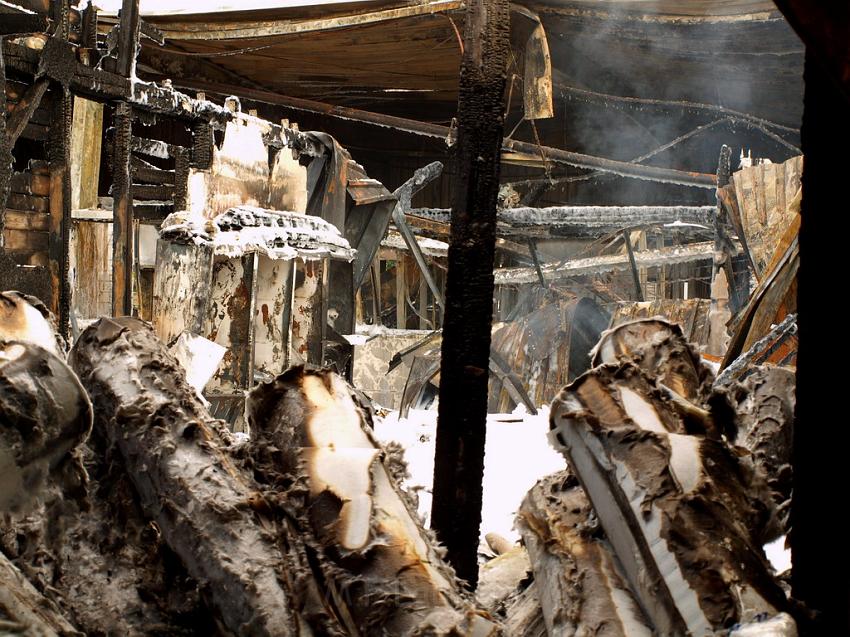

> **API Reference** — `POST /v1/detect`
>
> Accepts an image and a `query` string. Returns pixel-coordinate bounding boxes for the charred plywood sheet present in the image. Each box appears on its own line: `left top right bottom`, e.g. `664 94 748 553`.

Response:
152 240 214 345
186 120 271 219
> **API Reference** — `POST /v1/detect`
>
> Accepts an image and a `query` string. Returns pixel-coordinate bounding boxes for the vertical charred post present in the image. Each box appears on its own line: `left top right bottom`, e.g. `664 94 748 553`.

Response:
111 102 134 316
431 0 510 586
111 0 140 317
0 45 9 249
792 50 850 637
48 91 73 337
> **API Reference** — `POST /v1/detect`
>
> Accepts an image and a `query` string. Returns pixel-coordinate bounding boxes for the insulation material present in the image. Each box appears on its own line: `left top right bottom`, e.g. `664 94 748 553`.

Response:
248 367 500 636
730 155 802 278
186 120 270 218
516 472 652 637
548 360 789 634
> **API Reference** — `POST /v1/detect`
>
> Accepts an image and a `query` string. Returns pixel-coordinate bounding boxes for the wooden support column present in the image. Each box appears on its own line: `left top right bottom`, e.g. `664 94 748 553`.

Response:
48 91 73 336
791 49 850 637
112 102 134 316
431 0 510 587
111 0 140 316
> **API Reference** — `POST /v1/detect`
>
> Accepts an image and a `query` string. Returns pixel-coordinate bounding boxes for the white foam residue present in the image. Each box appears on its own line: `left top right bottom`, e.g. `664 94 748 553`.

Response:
373 405 565 544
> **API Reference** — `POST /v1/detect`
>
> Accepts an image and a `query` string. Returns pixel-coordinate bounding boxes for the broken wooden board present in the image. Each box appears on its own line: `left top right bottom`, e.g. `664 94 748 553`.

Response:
548 362 789 634
248 366 500 636
730 155 802 279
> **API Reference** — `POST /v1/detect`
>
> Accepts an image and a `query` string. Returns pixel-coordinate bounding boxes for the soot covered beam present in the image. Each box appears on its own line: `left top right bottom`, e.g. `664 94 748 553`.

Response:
431 0 510 587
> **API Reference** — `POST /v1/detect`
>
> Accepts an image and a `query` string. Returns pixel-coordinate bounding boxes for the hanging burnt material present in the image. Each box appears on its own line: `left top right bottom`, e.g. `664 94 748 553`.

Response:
432 0 511 587
247 366 500 636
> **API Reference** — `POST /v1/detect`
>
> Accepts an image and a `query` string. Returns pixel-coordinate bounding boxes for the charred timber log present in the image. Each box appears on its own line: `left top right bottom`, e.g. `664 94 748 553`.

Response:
68 317 301 636
516 471 652 636
548 362 789 634
247 366 500 636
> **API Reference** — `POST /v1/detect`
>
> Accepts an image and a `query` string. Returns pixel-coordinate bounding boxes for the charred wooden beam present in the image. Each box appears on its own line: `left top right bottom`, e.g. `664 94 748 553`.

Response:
494 241 717 285
431 0 510 587
247 366 500 635
5 77 49 147
47 89 73 337
0 45 9 247
116 0 141 79
622 230 644 301
0 15 50 36
111 102 133 316
130 156 175 184
409 205 714 238
150 76 716 188
131 182 174 200
68 317 302 636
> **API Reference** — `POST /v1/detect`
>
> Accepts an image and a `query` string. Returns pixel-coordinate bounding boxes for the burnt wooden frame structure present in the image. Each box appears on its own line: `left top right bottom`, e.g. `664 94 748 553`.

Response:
0 0 329 336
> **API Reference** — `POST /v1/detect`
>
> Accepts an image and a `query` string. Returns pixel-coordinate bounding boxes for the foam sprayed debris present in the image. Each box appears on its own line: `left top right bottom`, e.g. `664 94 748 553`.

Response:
160 205 355 261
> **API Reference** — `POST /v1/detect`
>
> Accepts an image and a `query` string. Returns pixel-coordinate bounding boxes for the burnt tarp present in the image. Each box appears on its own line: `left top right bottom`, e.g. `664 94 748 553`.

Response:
304 132 396 376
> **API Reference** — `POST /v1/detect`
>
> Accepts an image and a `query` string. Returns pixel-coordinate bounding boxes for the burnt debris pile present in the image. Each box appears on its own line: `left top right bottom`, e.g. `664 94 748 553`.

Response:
2 292 798 636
